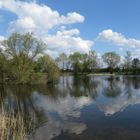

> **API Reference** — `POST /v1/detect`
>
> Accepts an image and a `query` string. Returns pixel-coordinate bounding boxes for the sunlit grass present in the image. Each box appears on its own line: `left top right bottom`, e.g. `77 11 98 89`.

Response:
0 103 35 140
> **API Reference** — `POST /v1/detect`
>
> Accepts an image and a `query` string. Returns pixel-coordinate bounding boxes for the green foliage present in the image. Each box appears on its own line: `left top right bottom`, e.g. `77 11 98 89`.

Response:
125 51 132 69
29 73 47 85
102 52 120 73
1 32 140 84
69 52 84 75
10 55 34 84
0 33 49 84
85 51 98 72
37 55 60 83
56 53 68 70
1 33 46 84
0 32 60 84
132 58 140 69
132 58 140 74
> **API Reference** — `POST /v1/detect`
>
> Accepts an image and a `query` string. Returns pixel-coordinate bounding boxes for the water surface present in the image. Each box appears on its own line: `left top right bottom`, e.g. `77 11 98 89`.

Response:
1 75 140 140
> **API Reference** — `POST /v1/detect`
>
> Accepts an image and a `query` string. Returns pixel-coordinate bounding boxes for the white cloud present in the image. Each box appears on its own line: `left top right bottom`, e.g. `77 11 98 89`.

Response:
0 0 84 32
60 12 85 25
98 29 140 49
98 29 140 58
9 17 36 33
57 29 80 37
0 0 92 56
44 29 93 56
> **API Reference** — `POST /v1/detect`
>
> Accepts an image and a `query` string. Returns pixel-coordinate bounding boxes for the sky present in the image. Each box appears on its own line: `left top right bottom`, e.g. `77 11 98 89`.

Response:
0 0 140 58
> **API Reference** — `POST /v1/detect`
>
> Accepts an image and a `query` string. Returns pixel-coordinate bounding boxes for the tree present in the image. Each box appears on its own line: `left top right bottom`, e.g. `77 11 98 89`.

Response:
124 51 132 70
69 51 98 74
102 52 120 73
37 55 60 83
69 52 83 75
132 58 140 74
2 33 46 84
88 51 98 72
82 53 90 72
0 51 9 83
132 58 140 68
56 53 67 71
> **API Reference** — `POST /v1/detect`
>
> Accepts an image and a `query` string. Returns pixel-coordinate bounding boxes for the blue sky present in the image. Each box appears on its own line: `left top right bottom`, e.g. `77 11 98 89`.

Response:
45 0 140 36
0 0 140 57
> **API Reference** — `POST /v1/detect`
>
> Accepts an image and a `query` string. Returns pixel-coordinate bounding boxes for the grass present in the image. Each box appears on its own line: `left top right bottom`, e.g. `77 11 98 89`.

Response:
0 111 26 140
0 103 35 140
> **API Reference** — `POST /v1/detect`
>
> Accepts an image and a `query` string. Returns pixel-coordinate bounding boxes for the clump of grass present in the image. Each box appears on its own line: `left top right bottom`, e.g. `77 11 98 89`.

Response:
0 104 35 140
0 111 26 140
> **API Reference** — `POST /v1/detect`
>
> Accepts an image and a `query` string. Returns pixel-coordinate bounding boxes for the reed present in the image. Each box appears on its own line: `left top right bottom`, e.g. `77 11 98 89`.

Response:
0 103 34 140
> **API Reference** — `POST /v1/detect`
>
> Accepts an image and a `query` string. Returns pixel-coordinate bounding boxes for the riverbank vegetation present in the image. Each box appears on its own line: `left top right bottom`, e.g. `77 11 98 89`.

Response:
0 33 59 84
0 32 140 84
0 102 35 140
0 111 27 140
57 51 140 75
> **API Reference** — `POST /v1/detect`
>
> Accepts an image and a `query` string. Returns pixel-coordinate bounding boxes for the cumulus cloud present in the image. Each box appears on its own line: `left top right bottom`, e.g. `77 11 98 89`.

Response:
98 29 140 49
57 28 80 37
44 29 93 55
0 0 92 56
97 29 140 58
0 0 84 32
9 17 37 33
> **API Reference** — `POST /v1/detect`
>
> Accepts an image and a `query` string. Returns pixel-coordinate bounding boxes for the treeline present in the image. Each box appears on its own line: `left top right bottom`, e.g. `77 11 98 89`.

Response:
0 33 140 84
56 51 140 75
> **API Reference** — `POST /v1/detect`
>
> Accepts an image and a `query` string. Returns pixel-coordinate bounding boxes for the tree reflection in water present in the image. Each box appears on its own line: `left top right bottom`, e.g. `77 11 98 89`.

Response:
0 76 140 139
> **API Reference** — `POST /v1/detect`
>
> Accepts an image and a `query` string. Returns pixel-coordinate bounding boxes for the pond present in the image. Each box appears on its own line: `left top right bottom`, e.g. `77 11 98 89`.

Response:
1 75 140 140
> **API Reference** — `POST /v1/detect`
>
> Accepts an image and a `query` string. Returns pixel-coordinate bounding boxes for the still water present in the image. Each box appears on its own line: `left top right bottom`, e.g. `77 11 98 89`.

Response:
1 75 140 140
